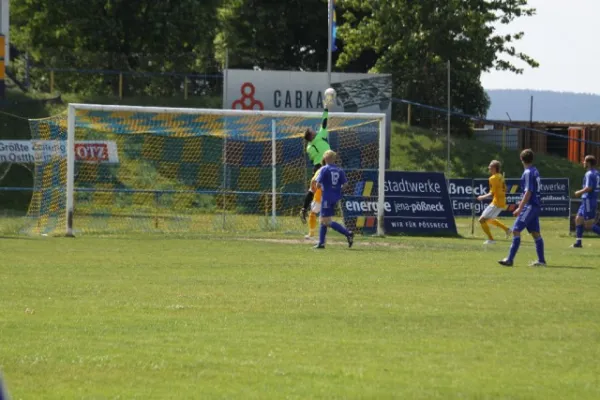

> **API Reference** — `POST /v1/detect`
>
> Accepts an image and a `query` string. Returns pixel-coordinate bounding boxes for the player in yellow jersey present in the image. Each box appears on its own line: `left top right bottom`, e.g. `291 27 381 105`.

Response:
476 160 512 244
305 165 323 240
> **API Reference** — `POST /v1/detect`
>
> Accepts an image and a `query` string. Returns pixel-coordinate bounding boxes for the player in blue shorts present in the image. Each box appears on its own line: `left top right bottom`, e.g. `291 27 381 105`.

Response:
499 149 547 267
314 150 354 249
572 155 600 248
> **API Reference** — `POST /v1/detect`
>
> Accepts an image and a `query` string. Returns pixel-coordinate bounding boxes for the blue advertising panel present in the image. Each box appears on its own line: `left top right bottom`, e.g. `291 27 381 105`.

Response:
342 170 457 235
447 178 488 217
448 178 570 217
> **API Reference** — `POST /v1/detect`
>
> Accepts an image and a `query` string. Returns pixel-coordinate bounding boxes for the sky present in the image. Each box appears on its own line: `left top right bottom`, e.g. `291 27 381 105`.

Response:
480 0 600 95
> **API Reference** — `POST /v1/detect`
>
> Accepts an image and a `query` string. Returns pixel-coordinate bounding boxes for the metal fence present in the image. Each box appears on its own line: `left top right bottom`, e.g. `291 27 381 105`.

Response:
30 68 223 101
394 98 600 167
43 68 224 100
10 51 224 101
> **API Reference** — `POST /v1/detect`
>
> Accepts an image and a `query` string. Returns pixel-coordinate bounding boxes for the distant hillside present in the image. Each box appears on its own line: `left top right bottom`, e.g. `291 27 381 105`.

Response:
486 89 600 123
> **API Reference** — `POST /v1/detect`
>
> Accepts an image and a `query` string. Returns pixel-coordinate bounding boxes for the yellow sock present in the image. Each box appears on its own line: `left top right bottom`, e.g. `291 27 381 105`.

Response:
308 212 317 236
480 221 493 240
489 219 509 233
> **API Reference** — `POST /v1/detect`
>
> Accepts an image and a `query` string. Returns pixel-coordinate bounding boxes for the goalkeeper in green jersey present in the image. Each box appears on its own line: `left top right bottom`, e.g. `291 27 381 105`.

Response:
300 106 331 223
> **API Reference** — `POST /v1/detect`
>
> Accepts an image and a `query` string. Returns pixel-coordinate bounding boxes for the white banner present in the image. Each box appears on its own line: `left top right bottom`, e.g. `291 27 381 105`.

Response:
0 140 120 163
225 69 391 113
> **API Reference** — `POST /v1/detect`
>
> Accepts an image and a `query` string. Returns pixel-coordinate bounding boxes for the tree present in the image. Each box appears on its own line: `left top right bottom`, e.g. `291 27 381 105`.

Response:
336 0 539 130
10 0 220 95
215 0 331 71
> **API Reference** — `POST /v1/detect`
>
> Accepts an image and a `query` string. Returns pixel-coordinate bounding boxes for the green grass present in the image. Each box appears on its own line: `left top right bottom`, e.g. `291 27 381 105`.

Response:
0 88 221 124
390 123 584 184
2 218 600 399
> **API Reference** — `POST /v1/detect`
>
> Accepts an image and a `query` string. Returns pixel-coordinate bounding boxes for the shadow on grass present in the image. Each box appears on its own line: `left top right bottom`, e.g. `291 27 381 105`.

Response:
546 265 596 270
344 247 398 253
0 235 39 240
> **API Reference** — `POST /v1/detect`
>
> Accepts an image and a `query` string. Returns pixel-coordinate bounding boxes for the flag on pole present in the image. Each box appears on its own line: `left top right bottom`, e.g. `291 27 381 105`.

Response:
330 0 338 52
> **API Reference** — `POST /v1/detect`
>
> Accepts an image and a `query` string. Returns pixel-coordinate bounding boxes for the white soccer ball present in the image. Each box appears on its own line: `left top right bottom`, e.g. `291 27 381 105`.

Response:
324 87 336 106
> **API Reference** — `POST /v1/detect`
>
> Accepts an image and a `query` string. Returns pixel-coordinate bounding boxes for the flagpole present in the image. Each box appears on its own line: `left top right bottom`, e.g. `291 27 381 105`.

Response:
327 0 333 87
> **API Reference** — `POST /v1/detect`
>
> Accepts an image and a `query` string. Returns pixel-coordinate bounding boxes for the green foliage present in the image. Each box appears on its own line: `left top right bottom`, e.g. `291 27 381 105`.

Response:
8 0 538 127
10 0 221 95
337 0 539 131
215 0 330 70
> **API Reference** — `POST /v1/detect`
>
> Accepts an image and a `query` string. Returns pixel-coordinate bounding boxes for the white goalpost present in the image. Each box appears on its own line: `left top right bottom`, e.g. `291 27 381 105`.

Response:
32 103 387 237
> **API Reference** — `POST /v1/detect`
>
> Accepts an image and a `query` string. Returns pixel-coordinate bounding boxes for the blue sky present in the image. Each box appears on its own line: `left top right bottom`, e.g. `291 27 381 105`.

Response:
480 0 600 95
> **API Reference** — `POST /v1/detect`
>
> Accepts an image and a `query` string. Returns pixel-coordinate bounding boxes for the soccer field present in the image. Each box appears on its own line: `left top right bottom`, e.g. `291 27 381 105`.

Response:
2 218 600 399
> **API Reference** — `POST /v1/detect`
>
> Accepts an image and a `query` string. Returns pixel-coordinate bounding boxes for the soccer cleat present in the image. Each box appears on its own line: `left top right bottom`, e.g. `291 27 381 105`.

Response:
299 208 308 224
529 260 546 267
505 229 512 239
498 258 513 267
304 234 314 240
313 244 325 249
347 231 354 248
570 242 582 248
483 240 496 245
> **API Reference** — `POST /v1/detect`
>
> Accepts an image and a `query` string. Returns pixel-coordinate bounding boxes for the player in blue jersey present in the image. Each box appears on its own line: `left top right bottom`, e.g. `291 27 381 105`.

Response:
314 150 354 249
499 149 547 267
572 155 600 248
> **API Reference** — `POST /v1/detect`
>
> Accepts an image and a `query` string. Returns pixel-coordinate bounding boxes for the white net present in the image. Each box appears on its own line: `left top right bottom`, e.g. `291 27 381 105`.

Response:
25 106 383 236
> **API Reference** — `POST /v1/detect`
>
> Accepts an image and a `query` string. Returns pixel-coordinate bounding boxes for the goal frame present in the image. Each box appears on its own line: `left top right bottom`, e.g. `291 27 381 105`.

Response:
65 103 387 237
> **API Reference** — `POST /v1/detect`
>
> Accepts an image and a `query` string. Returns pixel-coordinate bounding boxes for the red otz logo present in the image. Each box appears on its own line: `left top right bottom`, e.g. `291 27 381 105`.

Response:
74 143 108 162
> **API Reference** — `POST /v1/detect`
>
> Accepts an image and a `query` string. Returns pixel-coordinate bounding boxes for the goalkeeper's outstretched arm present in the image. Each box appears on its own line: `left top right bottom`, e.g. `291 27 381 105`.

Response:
314 108 329 142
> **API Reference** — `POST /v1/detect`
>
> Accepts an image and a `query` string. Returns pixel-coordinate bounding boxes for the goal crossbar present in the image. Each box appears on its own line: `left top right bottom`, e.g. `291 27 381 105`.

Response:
68 103 386 120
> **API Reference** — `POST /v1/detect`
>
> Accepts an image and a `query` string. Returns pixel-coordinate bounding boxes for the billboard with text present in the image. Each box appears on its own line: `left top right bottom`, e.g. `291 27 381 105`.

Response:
224 69 392 166
0 140 119 164
449 178 570 217
342 170 457 235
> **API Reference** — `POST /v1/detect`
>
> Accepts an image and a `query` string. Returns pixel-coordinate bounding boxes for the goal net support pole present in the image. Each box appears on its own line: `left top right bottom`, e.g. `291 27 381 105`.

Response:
66 104 76 237
377 117 386 237
271 119 277 227
63 103 387 237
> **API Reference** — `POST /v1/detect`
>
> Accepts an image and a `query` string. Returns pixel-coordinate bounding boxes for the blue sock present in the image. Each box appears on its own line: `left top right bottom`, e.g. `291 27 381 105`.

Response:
319 224 328 246
507 236 521 262
535 236 546 263
330 221 350 237
576 225 584 241
593 225 600 236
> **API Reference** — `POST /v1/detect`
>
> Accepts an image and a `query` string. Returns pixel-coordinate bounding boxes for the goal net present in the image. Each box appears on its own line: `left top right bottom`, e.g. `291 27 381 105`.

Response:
24 104 386 236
